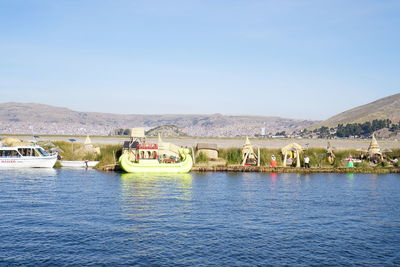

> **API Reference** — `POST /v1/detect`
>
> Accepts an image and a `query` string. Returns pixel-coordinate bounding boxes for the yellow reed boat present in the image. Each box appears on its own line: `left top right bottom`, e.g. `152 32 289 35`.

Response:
119 144 193 173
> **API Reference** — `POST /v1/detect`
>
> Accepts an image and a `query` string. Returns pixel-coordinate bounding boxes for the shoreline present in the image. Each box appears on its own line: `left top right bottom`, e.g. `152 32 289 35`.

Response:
98 164 400 174
192 166 400 174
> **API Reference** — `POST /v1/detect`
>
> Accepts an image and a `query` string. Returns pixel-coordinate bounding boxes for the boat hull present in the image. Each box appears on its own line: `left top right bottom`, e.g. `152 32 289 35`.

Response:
119 152 193 173
0 155 58 168
60 161 99 168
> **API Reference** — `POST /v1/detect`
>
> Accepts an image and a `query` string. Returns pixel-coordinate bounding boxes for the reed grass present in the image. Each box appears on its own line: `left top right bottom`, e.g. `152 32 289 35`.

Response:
195 152 209 163
259 148 282 166
95 145 123 170
46 141 122 169
219 148 242 164
50 141 98 161
386 148 400 159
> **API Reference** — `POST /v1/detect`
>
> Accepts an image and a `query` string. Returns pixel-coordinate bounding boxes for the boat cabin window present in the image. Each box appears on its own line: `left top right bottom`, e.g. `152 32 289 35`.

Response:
17 148 41 157
0 150 21 157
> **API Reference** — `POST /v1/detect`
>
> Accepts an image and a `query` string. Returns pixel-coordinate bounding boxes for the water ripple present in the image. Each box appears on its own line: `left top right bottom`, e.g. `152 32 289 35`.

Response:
0 170 399 266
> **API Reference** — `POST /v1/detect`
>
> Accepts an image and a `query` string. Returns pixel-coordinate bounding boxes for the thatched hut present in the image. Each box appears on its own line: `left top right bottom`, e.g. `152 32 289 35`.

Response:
196 143 218 160
368 134 383 161
281 143 303 167
82 135 100 154
241 137 260 166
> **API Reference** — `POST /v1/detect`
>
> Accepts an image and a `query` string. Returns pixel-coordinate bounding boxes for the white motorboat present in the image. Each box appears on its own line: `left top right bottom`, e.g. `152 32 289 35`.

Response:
60 160 99 168
0 145 58 168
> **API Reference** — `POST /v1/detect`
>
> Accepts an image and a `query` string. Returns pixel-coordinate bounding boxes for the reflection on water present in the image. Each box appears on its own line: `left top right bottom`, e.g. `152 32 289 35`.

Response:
120 173 193 220
269 172 278 188
120 172 192 184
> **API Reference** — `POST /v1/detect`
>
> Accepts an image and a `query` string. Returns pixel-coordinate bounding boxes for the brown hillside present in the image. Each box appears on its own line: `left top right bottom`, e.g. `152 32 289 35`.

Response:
310 93 400 128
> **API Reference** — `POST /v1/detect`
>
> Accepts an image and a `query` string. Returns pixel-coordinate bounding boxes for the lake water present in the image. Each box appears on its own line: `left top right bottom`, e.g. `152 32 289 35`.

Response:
0 170 399 266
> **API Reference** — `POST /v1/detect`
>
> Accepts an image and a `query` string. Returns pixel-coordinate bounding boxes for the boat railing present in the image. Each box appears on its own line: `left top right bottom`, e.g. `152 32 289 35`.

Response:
138 143 158 149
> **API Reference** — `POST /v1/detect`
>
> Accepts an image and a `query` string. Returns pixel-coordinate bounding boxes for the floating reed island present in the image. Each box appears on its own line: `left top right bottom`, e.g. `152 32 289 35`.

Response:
36 133 399 174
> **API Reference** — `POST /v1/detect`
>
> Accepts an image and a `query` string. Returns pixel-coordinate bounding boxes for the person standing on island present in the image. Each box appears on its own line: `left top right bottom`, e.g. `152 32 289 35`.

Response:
347 156 354 168
304 156 310 168
270 155 277 167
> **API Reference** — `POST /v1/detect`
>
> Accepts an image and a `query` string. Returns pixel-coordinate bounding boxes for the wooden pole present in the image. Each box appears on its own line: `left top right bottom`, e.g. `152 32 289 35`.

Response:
242 153 248 166
191 147 196 164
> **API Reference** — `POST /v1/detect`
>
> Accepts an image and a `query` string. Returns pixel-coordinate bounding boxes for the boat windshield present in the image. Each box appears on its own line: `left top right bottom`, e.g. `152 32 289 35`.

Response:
36 148 49 156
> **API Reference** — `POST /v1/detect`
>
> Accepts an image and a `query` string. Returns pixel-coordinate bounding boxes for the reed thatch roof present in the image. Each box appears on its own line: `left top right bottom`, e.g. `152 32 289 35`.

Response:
84 135 92 145
281 143 303 154
368 134 381 155
242 137 254 155
1 137 31 147
196 143 218 150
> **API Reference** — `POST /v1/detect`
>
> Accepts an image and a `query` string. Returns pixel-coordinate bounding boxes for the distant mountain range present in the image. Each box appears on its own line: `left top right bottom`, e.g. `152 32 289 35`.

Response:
0 102 315 137
309 93 400 129
1 94 398 137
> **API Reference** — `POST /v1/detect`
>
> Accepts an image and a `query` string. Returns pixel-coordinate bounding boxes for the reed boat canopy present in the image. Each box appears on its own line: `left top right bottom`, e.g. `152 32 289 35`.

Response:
158 134 180 156
130 128 145 138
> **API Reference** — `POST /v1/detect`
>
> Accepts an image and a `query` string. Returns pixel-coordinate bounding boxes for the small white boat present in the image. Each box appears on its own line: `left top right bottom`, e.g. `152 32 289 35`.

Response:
0 145 58 168
60 160 99 168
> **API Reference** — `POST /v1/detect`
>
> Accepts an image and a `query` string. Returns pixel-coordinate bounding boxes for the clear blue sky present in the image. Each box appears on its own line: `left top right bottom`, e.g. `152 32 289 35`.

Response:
0 0 399 120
